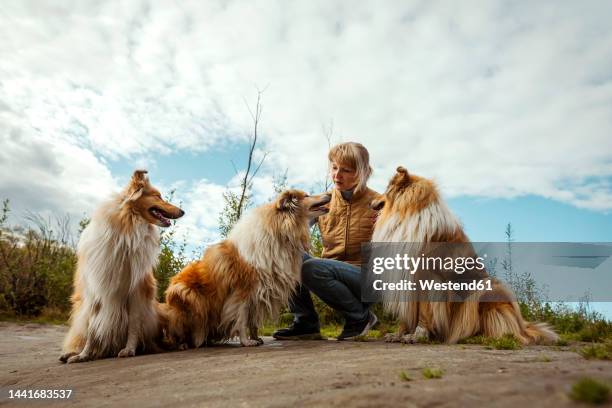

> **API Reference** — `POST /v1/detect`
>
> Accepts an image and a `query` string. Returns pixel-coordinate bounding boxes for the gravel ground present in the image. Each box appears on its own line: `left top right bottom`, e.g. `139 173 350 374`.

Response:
1 322 610 407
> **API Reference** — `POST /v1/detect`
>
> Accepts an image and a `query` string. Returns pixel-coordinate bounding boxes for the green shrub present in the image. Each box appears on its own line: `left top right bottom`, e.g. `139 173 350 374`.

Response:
488 334 522 350
0 201 76 317
458 335 487 345
399 371 412 382
579 343 612 360
154 223 188 302
320 325 341 338
422 367 444 379
569 378 609 405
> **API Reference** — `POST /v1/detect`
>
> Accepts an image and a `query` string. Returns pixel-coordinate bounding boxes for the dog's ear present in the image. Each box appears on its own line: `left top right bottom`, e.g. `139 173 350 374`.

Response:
125 170 149 201
395 166 411 183
131 170 149 185
276 190 300 211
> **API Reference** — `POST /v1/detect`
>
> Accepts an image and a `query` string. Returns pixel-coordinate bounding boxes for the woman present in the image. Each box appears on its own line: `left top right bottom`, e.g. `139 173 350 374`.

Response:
273 142 380 340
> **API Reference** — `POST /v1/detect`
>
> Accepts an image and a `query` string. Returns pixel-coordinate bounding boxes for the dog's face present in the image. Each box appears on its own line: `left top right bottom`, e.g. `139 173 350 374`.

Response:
124 170 185 227
274 189 331 251
275 189 331 219
371 166 436 216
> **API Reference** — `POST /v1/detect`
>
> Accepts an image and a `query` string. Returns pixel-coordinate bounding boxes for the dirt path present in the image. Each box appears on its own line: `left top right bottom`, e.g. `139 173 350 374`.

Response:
0 322 610 407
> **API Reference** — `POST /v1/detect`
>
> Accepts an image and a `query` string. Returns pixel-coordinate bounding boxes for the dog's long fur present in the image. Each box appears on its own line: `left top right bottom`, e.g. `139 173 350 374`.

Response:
371 167 558 345
60 170 184 363
162 190 330 348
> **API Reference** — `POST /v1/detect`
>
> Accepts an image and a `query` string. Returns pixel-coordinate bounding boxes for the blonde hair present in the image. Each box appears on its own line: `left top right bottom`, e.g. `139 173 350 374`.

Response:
328 142 372 194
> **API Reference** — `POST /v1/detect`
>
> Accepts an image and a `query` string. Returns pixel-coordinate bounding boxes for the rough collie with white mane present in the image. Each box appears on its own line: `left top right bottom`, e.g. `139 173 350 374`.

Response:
60 170 184 363
162 189 330 348
371 167 557 345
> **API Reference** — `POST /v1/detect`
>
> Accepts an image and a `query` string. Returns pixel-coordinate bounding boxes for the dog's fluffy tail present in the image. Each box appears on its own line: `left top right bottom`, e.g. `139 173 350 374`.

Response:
523 321 559 344
479 281 558 345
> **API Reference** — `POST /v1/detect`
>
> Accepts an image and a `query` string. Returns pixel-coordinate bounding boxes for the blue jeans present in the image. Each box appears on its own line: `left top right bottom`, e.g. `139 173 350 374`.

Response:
289 253 370 329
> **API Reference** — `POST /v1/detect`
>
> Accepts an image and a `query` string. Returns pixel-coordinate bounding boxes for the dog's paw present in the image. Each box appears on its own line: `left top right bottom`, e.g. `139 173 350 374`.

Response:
384 333 403 343
67 353 91 364
241 339 262 347
400 334 418 344
118 347 135 358
178 343 189 351
413 326 430 343
400 331 430 344
59 352 77 363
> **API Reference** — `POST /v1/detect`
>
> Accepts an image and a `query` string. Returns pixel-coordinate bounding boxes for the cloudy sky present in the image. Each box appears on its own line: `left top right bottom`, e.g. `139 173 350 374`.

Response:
1 0 612 250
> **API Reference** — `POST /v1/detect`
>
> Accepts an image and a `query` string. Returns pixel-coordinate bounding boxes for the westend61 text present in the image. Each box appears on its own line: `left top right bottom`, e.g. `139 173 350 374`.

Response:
372 279 493 291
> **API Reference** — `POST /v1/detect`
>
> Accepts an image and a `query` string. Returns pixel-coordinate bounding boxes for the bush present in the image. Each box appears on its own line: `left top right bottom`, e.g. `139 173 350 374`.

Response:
399 371 412 382
0 201 76 317
422 367 444 379
154 223 188 302
524 302 612 343
579 343 612 360
569 378 610 405
487 334 522 350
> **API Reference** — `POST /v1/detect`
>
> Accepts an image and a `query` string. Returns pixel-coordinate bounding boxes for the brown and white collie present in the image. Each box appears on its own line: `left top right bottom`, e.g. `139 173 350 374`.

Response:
161 189 330 348
60 170 184 363
371 166 557 345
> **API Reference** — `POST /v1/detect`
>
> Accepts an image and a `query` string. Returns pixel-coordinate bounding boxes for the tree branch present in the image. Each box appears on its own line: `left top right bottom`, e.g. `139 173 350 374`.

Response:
236 89 266 219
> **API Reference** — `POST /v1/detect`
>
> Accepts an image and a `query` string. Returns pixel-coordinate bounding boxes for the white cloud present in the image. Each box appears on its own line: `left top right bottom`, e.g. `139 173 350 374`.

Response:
167 178 227 250
1 0 612 225
0 109 119 225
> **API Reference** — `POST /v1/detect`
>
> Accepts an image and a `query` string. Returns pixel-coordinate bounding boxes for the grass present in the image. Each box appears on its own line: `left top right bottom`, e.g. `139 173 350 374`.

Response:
258 325 276 336
352 335 371 342
535 306 612 343
569 378 610 405
321 325 342 338
573 323 611 343
0 310 69 325
412 335 441 344
561 327 611 343
422 367 444 379
458 335 487 345
366 329 383 339
488 334 522 350
579 343 612 360
399 371 412 382
458 334 522 350
555 336 570 347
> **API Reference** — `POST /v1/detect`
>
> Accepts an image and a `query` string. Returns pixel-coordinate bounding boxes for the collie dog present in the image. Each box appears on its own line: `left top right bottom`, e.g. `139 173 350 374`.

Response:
60 170 184 363
371 167 557 345
162 190 330 348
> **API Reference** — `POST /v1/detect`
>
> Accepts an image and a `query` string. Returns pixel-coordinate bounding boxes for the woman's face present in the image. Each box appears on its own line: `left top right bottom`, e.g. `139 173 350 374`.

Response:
330 161 358 191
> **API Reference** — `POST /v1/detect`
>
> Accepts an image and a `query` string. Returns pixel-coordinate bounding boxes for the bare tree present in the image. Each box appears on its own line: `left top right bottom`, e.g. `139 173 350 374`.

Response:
237 89 268 218
219 89 268 237
320 119 334 192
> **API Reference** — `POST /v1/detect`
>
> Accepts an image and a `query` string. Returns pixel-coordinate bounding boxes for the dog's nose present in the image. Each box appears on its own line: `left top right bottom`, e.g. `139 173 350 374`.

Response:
179 209 185 217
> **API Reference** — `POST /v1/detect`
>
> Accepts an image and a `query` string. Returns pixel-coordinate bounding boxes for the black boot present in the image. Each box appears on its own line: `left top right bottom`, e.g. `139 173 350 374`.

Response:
273 323 324 340
337 311 378 341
